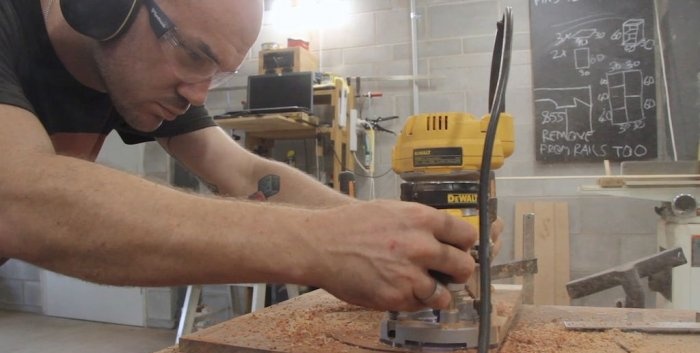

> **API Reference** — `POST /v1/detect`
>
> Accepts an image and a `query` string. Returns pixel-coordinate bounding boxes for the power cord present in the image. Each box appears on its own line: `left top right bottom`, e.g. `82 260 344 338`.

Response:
477 7 512 353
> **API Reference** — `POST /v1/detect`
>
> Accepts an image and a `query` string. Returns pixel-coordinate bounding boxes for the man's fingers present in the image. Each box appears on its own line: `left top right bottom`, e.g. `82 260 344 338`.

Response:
430 210 477 251
490 217 504 257
425 243 475 283
490 217 504 242
413 276 450 309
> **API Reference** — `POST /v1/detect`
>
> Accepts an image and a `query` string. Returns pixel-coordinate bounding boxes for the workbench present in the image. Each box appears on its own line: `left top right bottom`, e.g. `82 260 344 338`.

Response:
155 289 700 353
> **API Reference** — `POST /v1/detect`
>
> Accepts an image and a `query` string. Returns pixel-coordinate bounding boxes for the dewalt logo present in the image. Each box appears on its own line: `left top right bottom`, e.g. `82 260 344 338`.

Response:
447 193 477 204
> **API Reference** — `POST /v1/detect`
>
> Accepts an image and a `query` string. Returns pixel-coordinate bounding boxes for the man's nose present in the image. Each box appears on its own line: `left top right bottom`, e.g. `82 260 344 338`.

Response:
176 79 211 106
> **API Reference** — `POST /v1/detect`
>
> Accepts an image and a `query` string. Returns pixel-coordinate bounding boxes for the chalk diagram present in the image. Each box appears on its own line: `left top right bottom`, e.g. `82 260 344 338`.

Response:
602 70 646 131
550 21 608 76
532 2 658 161
542 15 656 133
534 86 593 135
611 18 655 53
549 17 655 74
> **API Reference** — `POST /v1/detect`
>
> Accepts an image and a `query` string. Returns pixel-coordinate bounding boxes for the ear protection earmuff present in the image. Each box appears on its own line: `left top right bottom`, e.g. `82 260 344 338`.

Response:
60 0 142 41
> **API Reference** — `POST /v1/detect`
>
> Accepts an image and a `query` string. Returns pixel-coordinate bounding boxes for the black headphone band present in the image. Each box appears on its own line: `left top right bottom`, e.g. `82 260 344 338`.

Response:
101 0 140 41
60 0 142 42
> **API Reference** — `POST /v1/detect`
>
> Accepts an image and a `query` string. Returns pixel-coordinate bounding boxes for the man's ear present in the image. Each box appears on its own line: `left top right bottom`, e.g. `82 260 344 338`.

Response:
60 0 141 41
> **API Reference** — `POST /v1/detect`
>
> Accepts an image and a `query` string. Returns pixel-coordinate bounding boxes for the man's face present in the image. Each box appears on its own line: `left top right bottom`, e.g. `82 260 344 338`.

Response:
94 0 263 132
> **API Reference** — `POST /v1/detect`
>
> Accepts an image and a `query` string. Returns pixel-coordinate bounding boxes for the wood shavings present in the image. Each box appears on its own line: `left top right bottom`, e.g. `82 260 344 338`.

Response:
500 323 647 353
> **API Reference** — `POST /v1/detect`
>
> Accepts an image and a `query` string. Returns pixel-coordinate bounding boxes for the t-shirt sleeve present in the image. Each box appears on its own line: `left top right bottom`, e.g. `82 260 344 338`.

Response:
0 18 34 115
115 105 218 144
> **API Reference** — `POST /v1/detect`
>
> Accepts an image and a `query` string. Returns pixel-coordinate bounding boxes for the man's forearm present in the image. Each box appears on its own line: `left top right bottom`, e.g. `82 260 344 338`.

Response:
0 153 318 287
0 150 483 312
244 157 357 207
160 127 357 208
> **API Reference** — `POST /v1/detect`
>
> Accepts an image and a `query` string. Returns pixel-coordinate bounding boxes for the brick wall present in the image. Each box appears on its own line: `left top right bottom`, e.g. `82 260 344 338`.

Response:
204 0 670 307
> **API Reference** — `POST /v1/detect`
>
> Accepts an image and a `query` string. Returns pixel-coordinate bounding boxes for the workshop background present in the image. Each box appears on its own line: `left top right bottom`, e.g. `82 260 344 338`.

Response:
1 0 698 329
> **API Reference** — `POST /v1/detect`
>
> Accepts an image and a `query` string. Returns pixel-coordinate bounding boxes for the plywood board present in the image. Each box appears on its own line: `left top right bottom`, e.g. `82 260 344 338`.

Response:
178 286 522 353
514 201 570 305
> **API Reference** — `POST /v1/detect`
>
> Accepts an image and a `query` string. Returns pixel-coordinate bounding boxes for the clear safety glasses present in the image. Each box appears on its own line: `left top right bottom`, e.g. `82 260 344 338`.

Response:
143 0 236 88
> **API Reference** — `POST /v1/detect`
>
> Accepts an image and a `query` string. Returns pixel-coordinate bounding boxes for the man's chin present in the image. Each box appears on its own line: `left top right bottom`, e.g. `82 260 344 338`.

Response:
125 115 164 132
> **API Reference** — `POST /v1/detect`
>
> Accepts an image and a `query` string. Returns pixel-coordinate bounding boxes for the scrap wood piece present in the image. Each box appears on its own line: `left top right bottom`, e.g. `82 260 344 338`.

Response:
598 176 626 188
514 201 570 306
564 320 700 334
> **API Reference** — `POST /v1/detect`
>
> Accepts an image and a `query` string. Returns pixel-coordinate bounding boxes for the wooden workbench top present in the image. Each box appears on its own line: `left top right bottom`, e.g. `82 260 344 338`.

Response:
157 289 700 353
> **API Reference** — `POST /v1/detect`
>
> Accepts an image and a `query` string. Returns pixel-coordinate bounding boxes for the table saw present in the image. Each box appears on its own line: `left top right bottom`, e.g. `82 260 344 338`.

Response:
154 286 700 353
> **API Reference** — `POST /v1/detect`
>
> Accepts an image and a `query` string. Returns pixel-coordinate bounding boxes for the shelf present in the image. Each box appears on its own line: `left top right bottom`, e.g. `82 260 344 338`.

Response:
215 113 319 139
214 81 355 194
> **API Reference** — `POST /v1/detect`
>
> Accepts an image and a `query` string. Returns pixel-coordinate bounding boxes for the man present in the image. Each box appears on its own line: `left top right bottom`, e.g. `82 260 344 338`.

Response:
0 0 500 312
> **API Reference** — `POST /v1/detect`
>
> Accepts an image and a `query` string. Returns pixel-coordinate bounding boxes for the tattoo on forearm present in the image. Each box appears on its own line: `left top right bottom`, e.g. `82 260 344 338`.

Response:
248 174 281 201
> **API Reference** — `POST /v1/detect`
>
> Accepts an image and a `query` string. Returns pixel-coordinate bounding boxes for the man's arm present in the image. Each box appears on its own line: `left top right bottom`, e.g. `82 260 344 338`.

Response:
158 126 355 206
0 105 317 286
161 126 505 255
0 105 476 311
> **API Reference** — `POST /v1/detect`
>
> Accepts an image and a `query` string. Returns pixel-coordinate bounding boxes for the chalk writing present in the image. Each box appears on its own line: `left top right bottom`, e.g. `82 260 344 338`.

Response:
530 0 657 162
538 143 649 158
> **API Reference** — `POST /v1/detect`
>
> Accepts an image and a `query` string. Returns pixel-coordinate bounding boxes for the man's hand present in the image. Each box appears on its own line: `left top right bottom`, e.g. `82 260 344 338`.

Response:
491 216 505 258
306 200 477 312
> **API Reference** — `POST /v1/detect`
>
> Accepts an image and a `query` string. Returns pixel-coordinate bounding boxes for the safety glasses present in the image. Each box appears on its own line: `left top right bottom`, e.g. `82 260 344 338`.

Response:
143 0 236 88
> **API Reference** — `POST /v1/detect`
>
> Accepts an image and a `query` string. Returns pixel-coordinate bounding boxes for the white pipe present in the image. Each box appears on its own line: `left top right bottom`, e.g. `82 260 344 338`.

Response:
654 0 678 161
410 0 420 115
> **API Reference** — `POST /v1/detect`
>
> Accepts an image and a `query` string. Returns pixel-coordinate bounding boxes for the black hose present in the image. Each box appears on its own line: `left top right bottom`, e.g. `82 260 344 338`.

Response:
477 7 512 353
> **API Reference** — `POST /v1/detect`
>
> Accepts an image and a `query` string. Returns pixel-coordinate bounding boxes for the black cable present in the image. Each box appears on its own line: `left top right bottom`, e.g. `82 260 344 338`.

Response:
477 7 512 353
330 143 345 170
354 167 394 179
330 141 394 178
304 138 313 174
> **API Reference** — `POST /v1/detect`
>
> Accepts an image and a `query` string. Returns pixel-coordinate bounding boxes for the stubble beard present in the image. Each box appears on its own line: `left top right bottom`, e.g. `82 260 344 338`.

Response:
93 48 163 133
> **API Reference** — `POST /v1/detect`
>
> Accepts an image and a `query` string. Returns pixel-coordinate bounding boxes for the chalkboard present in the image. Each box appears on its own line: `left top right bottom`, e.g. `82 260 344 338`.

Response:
530 0 658 162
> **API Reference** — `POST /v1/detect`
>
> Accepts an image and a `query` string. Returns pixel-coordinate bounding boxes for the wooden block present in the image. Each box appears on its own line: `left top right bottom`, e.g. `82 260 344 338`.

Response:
514 201 570 306
178 286 522 353
533 202 556 305
258 47 318 74
598 176 626 188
